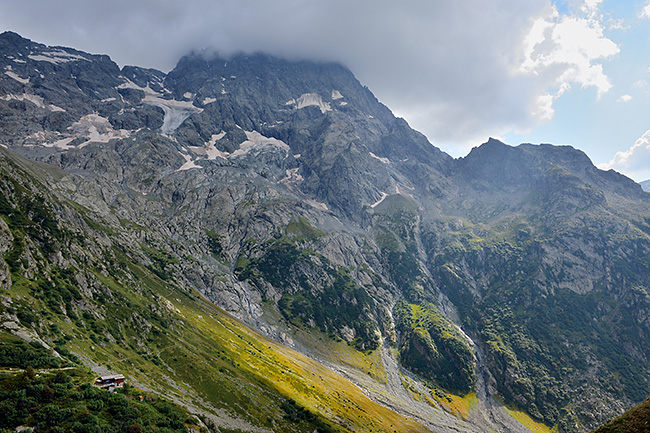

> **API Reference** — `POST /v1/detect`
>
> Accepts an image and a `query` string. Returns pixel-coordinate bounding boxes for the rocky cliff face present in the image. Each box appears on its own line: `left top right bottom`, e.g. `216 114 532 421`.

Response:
2 31 650 433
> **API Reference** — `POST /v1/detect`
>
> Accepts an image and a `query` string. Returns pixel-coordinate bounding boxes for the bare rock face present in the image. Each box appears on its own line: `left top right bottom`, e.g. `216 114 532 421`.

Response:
0 218 11 290
0 217 12 253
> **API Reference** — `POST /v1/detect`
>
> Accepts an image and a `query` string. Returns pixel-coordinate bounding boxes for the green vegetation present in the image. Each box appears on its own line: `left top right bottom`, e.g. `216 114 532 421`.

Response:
277 271 379 351
237 236 380 351
593 397 650 433
502 403 554 433
428 211 650 431
4 104 650 433
373 201 426 301
205 230 224 259
285 216 325 240
142 246 179 281
393 301 475 394
279 399 336 433
0 165 65 274
0 367 200 433
0 335 64 369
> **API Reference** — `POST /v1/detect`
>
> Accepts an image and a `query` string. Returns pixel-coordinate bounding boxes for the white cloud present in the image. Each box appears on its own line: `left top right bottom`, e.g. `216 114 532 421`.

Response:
618 94 632 103
582 0 603 16
599 130 650 181
640 1 650 18
519 2 619 121
606 18 629 31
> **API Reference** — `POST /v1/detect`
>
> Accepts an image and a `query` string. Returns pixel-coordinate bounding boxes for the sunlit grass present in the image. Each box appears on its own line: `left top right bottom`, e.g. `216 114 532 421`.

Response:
175 297 424 432
432 391 477 420
502 403 554 433
59 265 425 432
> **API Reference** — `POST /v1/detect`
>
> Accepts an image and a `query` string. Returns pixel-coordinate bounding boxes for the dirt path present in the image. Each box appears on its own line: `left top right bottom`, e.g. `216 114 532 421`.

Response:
0 366 79 374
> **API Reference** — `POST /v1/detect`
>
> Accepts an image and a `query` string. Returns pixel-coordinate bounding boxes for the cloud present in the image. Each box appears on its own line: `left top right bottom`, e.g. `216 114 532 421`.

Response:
618 94 632 103
640 1 650 18
599 130 650 181
519 1 619 106
606 18 629 31
0 0 619 154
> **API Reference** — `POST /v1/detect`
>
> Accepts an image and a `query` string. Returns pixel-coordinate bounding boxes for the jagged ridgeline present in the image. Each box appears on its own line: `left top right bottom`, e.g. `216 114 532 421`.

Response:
1 31 650 433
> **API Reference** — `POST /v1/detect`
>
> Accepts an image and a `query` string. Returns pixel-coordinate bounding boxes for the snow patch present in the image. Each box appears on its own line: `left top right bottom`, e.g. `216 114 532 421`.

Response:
188 132 228 160
185 130 289 162
28 49 89 64
286 93 332 113
176 153 202 171
101 97 117 103
202 97 216 105
117 79 161 96
279 168 304 186
371 192 389 208
2 93 44 107
5 71 29 85
396 183 414 193
331 90 343 100
339 101 348 106
294 93 331 113
69 114 131 145
50 137 76 150
394 185 415 200
211 132 227 141
1 93 65 112
24 130 76 150
306 199 328 211
369 152 390 164
232 131 290 157
183 92 194 99
204 132 227 159
143 95 203 134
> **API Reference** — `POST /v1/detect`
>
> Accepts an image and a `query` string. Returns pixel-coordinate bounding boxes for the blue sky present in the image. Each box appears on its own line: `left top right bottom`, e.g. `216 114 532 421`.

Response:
1 0 649 180
504 0 650 181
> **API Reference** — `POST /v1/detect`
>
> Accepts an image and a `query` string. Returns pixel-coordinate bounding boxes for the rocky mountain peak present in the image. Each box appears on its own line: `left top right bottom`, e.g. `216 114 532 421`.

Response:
456 137 645 200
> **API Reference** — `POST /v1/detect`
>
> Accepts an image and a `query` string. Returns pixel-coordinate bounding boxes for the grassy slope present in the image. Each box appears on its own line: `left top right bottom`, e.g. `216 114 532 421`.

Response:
19 256 426 433
592 397 650 433
4 251 426 432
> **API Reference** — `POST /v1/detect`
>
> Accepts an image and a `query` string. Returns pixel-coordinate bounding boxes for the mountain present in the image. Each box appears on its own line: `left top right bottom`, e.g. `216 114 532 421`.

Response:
641 180 650 192
1 31 650 433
